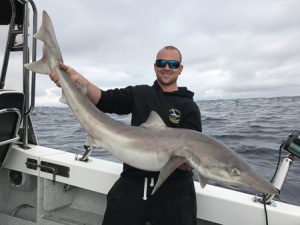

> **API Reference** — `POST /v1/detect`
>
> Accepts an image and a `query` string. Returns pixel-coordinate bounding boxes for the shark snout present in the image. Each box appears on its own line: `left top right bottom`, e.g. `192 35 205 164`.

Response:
242 171 279 195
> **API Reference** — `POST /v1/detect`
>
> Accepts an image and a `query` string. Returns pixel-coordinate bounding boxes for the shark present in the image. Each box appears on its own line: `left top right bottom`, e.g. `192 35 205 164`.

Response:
25 11 278 195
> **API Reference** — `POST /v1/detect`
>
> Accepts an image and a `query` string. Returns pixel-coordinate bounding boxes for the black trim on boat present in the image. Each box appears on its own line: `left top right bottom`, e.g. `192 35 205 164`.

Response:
26 158 70 184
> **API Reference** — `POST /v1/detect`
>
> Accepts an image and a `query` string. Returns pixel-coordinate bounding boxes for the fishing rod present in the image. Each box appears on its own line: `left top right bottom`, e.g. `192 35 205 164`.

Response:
262 131 300 204
254 131 300 225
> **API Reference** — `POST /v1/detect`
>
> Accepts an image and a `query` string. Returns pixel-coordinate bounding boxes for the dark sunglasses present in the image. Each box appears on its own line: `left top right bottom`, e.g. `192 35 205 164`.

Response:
155 59 181 69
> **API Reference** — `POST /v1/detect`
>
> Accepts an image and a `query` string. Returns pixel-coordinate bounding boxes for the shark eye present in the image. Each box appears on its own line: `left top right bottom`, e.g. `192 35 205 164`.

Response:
231 167 241 176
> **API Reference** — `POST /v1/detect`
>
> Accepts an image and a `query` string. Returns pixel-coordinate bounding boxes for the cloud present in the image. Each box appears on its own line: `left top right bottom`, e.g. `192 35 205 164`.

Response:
35 87 61 106
0 0 299 105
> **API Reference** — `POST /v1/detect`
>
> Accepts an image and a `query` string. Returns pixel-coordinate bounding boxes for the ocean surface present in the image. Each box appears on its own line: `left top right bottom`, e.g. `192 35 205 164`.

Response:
31 96 300 206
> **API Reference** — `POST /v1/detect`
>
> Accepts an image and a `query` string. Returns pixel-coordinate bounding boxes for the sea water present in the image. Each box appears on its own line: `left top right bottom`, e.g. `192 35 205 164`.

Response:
31 96 300 206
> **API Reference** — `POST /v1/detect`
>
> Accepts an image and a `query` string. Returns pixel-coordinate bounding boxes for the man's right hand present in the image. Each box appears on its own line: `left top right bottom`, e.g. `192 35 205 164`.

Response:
49 62 102 105
49 62 89 88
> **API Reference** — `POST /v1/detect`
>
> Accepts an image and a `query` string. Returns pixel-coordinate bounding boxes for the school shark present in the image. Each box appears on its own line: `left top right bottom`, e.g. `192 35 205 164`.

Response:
24 11 278 195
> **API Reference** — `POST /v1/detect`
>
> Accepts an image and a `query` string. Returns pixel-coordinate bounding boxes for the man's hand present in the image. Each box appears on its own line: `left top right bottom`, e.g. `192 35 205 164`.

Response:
178 162 193 171
49 62 89 87
49 62 102 105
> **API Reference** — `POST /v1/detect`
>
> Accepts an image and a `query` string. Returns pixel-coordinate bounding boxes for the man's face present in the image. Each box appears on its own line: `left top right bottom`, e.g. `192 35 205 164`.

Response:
154 49 183 89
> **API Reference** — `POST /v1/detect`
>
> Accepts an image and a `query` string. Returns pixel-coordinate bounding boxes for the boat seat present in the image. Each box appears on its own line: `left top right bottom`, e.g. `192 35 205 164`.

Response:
0 90 24 168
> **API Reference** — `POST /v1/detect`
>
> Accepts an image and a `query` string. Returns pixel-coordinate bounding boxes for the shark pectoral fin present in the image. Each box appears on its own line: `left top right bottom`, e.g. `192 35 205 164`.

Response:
151 156 186 195
197 172 208 188
140 111 167 129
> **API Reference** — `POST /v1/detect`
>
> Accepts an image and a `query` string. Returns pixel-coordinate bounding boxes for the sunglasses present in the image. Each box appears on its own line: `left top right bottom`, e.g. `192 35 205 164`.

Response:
155 59 181 69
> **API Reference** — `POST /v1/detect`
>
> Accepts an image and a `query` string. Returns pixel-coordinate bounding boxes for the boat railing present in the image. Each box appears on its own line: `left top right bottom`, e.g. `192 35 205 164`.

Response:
0 108 22 168
22 0 38 148
0 0 38 149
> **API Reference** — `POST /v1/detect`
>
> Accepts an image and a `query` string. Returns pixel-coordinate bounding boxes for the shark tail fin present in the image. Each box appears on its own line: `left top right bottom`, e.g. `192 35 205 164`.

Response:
24 45 51 74
24 11 63 75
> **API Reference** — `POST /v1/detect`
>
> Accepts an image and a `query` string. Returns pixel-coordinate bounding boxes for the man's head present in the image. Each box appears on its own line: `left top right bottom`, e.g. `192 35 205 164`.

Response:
154 46 183 92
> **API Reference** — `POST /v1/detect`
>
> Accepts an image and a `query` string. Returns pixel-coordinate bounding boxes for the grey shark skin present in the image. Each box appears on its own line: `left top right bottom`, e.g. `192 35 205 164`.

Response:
25 11 278 195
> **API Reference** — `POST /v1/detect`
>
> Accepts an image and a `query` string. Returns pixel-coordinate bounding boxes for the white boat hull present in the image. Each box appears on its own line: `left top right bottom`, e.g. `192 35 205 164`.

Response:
0 144 299 225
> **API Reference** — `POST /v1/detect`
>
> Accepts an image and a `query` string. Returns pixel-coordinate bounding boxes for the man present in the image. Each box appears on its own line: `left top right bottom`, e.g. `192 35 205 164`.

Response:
50 46 202 225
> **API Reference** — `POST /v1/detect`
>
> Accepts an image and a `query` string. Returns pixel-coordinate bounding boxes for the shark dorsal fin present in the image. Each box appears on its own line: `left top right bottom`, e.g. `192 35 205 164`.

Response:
140 111 167 129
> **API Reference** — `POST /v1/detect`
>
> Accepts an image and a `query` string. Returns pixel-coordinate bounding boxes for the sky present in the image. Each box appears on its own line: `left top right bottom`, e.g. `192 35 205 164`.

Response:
0 0 300 106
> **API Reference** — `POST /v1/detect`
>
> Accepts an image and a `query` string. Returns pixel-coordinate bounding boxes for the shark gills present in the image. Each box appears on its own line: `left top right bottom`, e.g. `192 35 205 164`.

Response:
24 11 278 195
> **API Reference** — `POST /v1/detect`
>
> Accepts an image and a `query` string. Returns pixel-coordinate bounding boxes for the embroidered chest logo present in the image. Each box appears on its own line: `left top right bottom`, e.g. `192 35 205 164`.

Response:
168 108 181 124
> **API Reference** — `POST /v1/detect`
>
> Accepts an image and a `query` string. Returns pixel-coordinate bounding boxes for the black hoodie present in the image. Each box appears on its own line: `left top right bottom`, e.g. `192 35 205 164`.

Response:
96 80 202 178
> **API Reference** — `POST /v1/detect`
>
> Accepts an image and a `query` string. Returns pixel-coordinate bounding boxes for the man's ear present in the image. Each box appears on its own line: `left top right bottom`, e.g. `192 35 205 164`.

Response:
179 64 184 74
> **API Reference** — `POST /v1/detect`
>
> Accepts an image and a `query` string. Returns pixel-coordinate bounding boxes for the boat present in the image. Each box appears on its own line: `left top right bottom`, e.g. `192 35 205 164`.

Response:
0 0 300 224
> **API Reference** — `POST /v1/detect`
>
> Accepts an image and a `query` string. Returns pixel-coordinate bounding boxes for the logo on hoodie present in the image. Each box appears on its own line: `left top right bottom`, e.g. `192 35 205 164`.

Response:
168 108 181 124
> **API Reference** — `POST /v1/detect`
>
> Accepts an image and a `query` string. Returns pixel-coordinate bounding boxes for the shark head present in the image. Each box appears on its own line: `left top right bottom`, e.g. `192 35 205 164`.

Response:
180 133 279 195
213 155 278 194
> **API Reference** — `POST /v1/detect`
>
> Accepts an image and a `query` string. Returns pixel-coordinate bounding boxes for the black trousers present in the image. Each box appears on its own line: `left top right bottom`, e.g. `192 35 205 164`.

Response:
102 175 197 225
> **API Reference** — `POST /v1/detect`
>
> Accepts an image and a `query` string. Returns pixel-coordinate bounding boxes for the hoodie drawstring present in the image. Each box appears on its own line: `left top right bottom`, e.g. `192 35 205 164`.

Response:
143 177 148 200
150 177 154 187
143 177 155 200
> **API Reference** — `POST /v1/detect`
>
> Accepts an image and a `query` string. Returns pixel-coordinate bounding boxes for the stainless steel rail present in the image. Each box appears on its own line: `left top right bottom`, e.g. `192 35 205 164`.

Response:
0 0 17 89
20 0 38 148
1 0 38 148
0 108 21 146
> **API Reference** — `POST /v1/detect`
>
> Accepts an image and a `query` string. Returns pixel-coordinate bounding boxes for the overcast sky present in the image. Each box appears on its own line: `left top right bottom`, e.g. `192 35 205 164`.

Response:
1 0 300 106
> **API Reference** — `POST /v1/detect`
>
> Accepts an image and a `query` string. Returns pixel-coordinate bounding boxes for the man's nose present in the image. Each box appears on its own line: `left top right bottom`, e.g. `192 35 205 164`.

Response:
163 63 171 70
